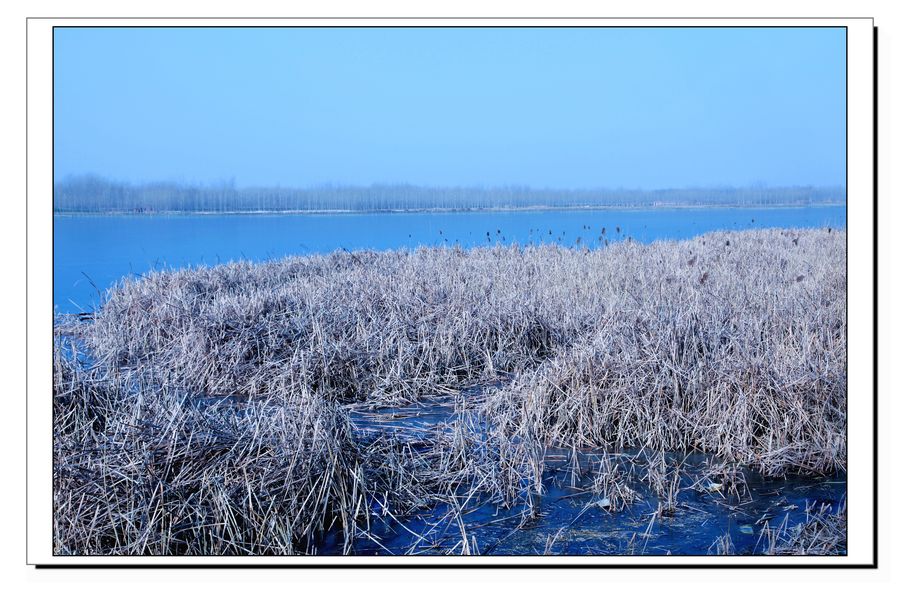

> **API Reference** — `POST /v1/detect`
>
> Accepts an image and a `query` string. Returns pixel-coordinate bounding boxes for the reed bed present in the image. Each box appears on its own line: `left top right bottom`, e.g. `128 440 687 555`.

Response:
54 343 367 555
760 501 847 555
473 231 846 477
55 228 847 555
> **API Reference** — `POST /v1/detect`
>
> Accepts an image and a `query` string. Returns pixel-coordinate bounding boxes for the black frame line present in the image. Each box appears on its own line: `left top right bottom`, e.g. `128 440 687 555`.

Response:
871 25 879 571
30 19 877 568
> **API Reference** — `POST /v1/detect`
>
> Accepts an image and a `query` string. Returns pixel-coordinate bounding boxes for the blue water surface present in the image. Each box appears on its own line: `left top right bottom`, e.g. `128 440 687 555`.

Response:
53 206 845 312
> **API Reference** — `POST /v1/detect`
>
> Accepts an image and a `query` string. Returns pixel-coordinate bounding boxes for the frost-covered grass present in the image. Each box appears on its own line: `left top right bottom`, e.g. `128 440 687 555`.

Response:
54 228 846 555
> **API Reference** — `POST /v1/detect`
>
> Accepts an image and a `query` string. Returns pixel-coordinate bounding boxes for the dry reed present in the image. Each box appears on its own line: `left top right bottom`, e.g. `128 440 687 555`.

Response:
55 228 846 555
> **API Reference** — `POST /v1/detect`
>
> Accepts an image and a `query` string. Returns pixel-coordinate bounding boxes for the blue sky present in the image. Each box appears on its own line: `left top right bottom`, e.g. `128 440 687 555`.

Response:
53 27 846 189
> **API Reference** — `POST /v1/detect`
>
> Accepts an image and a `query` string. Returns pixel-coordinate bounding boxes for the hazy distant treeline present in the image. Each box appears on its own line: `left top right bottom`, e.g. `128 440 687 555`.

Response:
53 176 847 213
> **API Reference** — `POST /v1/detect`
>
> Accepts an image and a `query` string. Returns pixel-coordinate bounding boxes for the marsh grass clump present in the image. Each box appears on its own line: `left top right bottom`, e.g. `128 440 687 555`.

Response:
757 501 847 555
475 231 845 476
53 341 367 555
56 228 846 555
643 451 682 517
588 453 640 512
85 247 576 402
693 461 751 499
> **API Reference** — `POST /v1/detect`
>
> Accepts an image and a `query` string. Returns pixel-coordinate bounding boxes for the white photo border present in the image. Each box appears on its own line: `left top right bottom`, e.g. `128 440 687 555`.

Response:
26 16 877 567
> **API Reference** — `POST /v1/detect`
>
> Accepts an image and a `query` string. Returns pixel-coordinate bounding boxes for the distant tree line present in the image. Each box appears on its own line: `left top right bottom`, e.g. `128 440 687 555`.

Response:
53 175 847 214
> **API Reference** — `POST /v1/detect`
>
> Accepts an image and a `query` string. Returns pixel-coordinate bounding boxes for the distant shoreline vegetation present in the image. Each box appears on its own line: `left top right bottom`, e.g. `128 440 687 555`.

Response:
53 176 847 215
